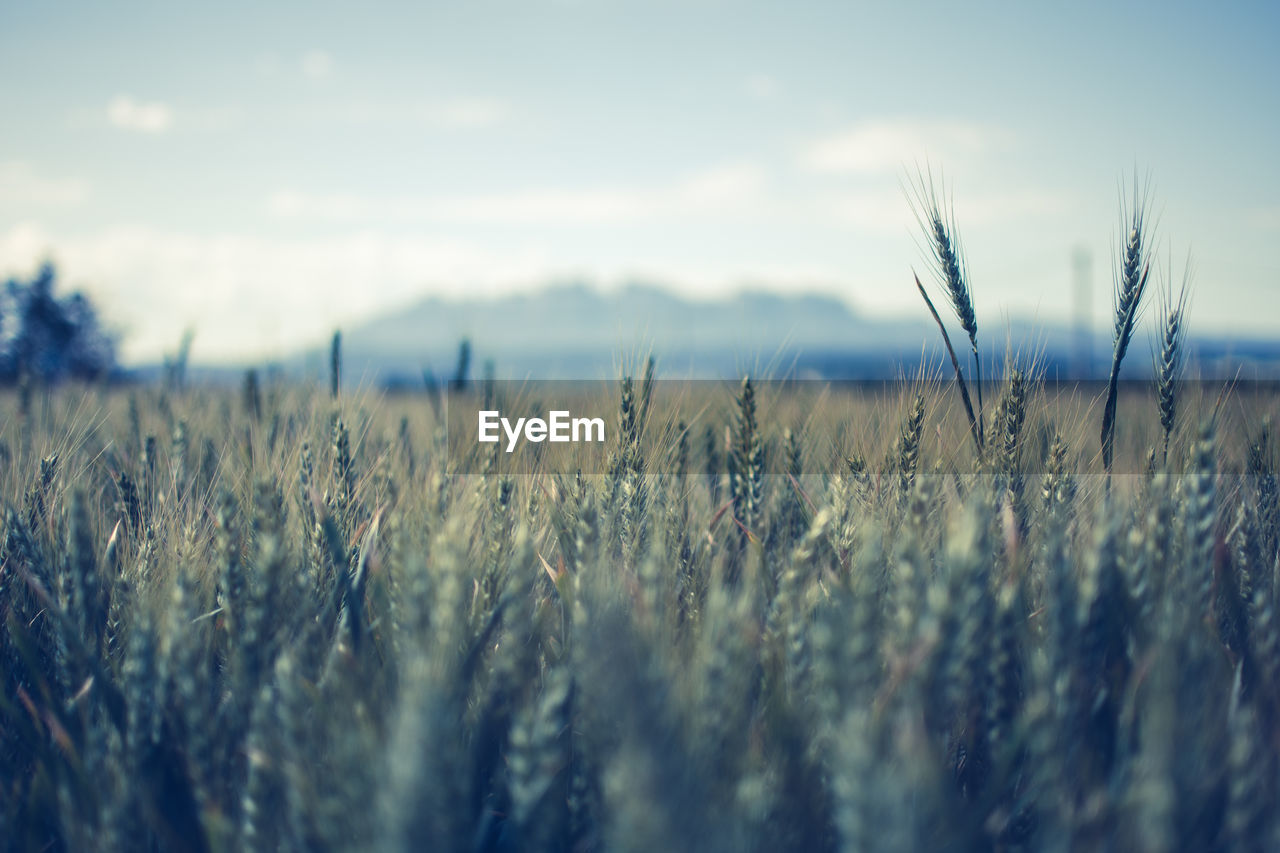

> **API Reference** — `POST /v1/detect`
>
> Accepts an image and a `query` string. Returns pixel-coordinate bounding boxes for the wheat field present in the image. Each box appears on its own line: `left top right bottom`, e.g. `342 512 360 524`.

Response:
3 184 1280 852
1 365 1278 852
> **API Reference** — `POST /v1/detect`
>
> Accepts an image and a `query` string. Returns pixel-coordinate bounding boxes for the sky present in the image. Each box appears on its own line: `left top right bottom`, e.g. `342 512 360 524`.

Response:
1 0 1278 364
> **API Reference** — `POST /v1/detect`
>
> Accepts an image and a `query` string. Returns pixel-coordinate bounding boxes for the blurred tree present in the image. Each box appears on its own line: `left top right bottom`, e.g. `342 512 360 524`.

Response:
1 262 117 384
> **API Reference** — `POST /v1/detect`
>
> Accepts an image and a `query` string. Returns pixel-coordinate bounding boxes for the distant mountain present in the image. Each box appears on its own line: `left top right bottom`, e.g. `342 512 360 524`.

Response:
271 281 1280 383
308 281 932 381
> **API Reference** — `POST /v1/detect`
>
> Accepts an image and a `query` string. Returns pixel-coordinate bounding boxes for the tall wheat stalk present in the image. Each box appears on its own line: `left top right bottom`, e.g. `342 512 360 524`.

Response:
908 169 984 453
1154 255 1191 466
1100 175 1153 474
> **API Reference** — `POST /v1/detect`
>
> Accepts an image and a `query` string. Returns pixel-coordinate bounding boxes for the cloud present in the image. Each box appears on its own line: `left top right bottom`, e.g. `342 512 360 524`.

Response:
801 119 1012 174
267 161 767 226
0 222 55 263
107 95 173 133
0 162 89 207
301 49 334 79
0 186 816 365
0 220 867 366
0 222 557 362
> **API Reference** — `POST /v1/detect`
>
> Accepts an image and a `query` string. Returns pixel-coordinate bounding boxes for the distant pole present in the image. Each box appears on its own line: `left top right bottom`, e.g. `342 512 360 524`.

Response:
1072 248 1093 379
451 337 471 392
331 330 342 399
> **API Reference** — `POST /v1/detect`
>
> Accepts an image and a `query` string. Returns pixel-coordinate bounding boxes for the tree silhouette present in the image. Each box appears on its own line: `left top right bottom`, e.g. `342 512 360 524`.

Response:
1 262 117 384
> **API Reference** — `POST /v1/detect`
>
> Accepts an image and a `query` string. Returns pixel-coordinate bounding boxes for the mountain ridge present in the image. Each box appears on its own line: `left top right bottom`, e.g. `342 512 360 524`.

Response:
164 281 1280 382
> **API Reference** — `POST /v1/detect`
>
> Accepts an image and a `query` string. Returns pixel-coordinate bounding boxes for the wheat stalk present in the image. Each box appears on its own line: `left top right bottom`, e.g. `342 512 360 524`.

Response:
1154 255 1191 465
1100 174 1153 474
908 168 984 448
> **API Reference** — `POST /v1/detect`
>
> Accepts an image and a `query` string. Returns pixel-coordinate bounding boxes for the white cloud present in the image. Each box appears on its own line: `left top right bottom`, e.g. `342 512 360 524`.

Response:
0 222 562 362
301 49 334 79
0 222 55 263
107 95 173 133
801 119 1012 175
0 162 89 207
73 100 235 133
267 161 767 225
0 190 826 365
0 218 882 366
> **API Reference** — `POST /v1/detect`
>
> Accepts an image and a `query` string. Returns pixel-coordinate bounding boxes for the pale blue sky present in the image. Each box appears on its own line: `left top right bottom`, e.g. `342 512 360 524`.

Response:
2 0 1277 362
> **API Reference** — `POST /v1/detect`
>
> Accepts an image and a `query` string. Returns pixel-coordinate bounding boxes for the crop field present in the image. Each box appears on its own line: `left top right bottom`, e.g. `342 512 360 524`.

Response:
1 364 1278 852
3 187 1280 853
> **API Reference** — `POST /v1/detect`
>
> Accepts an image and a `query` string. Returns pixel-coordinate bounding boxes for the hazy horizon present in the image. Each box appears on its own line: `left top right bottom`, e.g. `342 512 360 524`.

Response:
3 0 1278 364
